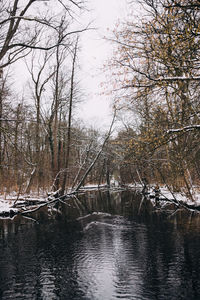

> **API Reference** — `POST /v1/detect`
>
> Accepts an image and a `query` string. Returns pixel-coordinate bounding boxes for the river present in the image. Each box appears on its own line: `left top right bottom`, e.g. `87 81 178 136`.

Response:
0 190 200 299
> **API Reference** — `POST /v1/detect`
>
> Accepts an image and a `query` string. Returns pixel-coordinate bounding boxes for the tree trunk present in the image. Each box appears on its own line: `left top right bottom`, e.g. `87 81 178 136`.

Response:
60 37 79 195
74 111 116 192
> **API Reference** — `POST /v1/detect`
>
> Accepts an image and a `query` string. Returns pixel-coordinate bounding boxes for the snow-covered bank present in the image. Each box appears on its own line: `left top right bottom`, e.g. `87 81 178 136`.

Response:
145 185 200 206
0 183 200 218
153 186 200 206
0 194 47 218
128 183 200 211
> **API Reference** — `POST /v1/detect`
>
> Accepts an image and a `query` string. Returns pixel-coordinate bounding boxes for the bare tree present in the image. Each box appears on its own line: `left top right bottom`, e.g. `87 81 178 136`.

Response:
25 50 55 193
0 0 86 69
60 36 79 195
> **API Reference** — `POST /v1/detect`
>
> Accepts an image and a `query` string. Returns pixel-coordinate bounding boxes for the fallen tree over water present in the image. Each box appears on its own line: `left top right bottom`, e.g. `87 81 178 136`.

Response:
1 183 200 219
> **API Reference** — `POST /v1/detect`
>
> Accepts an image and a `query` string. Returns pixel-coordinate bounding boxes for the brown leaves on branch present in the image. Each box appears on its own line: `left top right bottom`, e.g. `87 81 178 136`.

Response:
107 0 200 196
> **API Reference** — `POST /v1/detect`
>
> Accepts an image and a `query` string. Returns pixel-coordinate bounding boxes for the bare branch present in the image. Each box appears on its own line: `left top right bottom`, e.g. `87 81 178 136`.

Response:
74 111 116 192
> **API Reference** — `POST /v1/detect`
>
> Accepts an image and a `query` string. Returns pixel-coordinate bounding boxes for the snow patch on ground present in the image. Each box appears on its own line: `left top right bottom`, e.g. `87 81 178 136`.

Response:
0 200 14 212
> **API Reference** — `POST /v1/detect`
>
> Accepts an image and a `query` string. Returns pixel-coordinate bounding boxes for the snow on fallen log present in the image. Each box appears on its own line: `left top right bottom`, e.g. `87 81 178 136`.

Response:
0 199 19 217
167 125 200 134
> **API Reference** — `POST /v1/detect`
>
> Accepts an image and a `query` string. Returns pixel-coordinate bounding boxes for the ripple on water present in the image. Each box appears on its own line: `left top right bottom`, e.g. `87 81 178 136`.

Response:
71 216 146 300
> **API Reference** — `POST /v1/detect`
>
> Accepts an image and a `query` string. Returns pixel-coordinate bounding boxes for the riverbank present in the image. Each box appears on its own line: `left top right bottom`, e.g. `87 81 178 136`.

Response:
0 193 46 217
0 183 200 217
141 185 200 205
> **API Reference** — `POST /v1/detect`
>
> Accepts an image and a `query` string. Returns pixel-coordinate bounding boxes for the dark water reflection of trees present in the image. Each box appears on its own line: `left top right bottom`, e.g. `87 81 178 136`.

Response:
0 190 200 299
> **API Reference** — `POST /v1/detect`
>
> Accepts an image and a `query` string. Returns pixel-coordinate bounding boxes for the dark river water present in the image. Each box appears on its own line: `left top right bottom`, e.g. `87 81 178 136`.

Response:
0 190 200 300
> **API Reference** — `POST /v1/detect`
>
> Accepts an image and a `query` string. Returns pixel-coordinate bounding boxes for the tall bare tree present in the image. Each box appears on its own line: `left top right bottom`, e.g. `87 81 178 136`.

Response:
60 36 79 195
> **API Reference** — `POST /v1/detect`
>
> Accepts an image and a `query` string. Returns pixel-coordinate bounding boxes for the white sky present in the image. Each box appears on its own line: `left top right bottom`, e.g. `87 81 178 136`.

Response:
77 0 128 130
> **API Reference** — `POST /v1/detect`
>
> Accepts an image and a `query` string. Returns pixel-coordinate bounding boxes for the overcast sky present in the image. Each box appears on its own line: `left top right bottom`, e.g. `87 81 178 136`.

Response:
77 0 128 129
13 0 129 131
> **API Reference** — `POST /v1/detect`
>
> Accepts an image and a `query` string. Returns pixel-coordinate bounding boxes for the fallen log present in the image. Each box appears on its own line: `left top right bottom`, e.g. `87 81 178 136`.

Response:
148 194 200 212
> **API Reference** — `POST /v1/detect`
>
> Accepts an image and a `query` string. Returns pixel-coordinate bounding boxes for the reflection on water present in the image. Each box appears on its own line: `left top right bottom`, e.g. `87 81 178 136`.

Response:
0 190 200 299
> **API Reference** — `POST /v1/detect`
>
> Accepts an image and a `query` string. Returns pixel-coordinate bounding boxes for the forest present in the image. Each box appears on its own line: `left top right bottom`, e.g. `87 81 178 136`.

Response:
0 0 200 206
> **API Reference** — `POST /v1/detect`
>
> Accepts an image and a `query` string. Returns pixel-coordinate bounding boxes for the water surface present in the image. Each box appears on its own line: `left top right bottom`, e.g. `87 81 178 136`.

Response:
0 190 200 299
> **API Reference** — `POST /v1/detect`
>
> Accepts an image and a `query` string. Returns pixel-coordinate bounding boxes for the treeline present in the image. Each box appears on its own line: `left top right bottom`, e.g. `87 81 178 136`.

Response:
0 0 113 196
109 0 200 200
0 94 108 194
